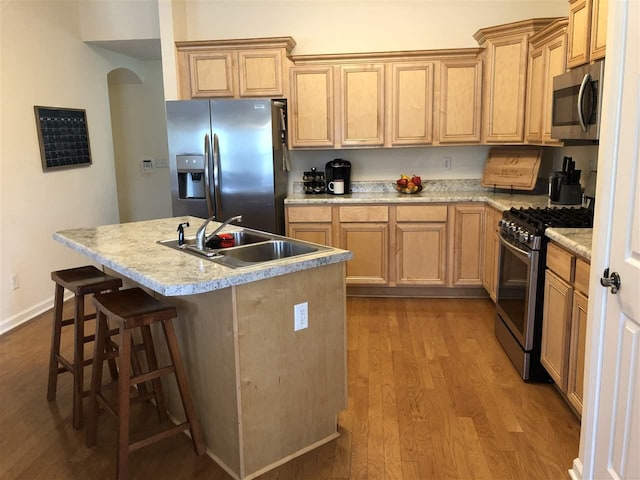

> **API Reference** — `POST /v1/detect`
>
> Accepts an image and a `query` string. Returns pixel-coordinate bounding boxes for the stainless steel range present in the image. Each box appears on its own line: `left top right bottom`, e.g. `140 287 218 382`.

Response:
495 207 593 381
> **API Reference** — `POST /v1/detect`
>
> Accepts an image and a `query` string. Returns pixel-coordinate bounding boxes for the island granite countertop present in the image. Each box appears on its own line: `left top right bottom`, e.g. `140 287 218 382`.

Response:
54 216 352 296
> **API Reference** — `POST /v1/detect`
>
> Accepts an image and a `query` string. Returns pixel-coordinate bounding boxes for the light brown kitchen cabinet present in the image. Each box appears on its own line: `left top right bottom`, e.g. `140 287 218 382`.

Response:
340 64 386 147
175 37 296 100
286 205 334 246
390 62 434 146
525 19 568 145
541 242 590 417
482 206 501 301
475 19 557 143
567 0 607 67
289 66 335 148
338 206 389 285
437 58 483 143
450 204 485 286
394 205 448 286
541 270 573 388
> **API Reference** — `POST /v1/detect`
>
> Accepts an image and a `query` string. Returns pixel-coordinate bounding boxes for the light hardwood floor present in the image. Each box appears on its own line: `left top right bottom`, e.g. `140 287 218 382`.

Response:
0 297 579 479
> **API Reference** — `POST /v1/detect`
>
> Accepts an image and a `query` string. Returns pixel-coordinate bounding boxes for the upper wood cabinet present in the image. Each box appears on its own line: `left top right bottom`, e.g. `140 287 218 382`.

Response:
390 62 434 146
525 19 568 145
567 0 607 68
340 64 386 147
289 66 335 148
437 58 483 144
475 18 559 143
176 37 296 100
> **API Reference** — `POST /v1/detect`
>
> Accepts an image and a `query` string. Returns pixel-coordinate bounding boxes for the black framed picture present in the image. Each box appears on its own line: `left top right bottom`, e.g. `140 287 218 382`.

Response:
34 106 92 171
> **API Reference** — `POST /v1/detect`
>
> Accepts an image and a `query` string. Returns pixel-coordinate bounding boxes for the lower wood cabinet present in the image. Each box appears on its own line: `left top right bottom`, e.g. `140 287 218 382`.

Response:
287 202 486 291
540 241 590 416
451 205 485 286
482 206 501 300
395 205 448 286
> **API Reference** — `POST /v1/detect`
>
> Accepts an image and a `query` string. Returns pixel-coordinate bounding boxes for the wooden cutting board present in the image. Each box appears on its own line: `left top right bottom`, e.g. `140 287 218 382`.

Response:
481 147 543 191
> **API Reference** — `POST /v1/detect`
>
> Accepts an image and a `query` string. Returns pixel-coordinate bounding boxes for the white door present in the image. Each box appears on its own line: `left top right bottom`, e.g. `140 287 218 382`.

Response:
574 1 640 479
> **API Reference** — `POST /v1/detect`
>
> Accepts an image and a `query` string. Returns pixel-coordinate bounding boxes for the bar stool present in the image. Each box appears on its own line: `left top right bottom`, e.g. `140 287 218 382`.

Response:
48 265 123 429
87 287 204 479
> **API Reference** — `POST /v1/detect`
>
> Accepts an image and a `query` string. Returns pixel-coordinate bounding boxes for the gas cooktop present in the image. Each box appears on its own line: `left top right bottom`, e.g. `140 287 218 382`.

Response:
500 207 594 250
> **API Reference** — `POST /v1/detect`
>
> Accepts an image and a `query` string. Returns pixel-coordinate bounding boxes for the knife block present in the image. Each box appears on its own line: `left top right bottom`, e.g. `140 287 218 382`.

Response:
557 184 583 205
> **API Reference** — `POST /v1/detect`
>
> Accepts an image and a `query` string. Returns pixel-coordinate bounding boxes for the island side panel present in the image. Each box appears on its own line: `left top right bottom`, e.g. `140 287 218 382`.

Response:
156 288 243 478
234 262 347 477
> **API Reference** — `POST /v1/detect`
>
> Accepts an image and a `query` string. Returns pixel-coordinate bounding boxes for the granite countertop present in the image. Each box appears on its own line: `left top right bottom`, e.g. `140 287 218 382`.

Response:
53 216 352 297
545 228 593 260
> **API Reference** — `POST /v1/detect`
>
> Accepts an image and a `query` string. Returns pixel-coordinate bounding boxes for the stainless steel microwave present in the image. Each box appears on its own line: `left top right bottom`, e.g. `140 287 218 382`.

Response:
551 60 604 142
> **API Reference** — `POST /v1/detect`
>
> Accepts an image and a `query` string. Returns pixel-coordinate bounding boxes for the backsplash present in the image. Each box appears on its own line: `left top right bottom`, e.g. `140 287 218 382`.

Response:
292 178 486 194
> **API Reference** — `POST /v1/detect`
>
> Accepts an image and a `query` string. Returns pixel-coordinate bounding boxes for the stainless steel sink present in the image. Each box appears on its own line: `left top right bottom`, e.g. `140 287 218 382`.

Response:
159 230 272 258
212 240 322 268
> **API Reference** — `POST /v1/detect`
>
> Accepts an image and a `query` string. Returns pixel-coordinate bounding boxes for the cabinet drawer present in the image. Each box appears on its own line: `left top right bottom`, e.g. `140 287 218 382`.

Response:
396 205 447 222
546 242 575 283
339 206 388 223
574 258 590 295
287 206 332 223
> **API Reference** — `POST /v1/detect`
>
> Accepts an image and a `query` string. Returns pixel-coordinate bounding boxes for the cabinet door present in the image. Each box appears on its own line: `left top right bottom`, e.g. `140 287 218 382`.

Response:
390 62 434 145
288 223 333 247
567 0 592 68
340 64 385 147
396 222 447 285
289 66 335 148
590 0 608 60
238 49 284 97
482 207 500 300
542 32 567 144
483 34 529 143
188 52 236 98
541 270 573 389
437 59 483 143
567 291 588 415
340 223 388 285
525 46 545 143
451 205 484 286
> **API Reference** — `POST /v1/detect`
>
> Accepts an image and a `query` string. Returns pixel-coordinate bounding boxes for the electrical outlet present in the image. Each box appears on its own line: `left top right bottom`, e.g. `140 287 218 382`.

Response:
155 158 169 168
294 302 308 331
443 156 452 170
10 273 19 290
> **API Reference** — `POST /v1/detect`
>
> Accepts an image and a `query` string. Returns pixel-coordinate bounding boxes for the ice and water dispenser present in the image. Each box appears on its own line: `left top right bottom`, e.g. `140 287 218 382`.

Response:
176 155 205 199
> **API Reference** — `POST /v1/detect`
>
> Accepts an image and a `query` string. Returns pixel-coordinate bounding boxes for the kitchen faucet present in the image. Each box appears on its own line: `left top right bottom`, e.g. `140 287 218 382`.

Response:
195 215 243 250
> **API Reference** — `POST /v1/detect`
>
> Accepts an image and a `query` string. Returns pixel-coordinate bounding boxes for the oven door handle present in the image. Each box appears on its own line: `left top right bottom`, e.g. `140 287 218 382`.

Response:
498 231 535 260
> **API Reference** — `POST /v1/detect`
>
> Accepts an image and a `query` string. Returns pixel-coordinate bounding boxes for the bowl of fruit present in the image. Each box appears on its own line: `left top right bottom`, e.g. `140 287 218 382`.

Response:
395 174 423 194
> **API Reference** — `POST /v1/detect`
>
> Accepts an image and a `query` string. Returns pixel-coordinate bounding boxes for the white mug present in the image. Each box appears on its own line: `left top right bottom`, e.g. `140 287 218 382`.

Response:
328 179 345 194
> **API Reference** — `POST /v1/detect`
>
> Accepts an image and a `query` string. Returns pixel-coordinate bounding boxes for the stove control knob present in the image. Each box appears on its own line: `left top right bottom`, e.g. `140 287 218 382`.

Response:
509 224 518 233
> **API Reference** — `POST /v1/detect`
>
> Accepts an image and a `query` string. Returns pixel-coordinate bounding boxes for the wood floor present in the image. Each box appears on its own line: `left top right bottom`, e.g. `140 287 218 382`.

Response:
0 297 580 479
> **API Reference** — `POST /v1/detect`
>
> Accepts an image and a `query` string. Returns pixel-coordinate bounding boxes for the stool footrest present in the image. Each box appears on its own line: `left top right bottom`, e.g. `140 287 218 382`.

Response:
61 312 98 327
128 423 189 453
131 366 175 386
56 354 73 373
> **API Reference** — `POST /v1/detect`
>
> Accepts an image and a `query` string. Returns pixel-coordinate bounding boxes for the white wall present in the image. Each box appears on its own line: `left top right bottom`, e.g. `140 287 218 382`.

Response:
79 0 160 42
0 1 147 333
108 62 172 222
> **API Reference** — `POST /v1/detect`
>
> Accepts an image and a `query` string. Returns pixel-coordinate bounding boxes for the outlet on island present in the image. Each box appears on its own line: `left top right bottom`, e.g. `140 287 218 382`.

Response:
294 302 308 331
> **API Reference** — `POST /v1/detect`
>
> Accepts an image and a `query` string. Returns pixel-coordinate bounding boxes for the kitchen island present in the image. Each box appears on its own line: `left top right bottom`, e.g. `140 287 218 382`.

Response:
54 216 352 480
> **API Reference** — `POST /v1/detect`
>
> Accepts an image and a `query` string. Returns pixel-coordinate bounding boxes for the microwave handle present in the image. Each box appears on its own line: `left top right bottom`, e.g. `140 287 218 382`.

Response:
577 73 591 132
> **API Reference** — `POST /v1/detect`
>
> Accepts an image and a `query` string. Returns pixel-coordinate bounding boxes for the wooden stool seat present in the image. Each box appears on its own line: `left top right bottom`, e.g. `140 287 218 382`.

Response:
87 287 204 479
47 265 122 429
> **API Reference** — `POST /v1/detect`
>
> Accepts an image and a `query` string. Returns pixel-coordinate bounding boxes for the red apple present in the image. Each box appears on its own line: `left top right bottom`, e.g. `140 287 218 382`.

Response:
411 175 422 186
397 178 408 187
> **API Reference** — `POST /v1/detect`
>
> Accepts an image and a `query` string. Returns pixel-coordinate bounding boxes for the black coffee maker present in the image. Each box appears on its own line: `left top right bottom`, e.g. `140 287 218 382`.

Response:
325 159 351 194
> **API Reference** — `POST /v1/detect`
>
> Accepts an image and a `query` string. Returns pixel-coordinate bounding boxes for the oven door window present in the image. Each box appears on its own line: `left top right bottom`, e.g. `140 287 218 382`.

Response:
497 242 531 347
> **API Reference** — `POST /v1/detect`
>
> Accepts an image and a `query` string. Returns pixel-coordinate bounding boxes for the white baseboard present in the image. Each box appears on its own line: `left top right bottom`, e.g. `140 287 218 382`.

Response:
569 457 584 480
0 292 73 336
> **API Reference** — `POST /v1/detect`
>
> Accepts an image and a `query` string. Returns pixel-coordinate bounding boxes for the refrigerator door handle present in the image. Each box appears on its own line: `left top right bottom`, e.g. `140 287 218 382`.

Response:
203 134 214 217
213 133 223 218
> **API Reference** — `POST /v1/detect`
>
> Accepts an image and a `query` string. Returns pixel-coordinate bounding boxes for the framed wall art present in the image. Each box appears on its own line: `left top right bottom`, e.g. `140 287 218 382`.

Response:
34 106 92 171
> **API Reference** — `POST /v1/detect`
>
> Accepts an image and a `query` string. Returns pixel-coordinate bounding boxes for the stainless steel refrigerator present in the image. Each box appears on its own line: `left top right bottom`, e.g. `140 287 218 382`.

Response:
165 99 289 234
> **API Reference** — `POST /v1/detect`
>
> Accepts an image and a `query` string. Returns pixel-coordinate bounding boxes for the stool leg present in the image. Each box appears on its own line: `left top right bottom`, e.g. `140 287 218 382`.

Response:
141 325 168 420
73 293 85 430
129 336 149 397
117 328 132 480
101 318 119 382
86 311 107 448
162 319 204 456
47 284 65 401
